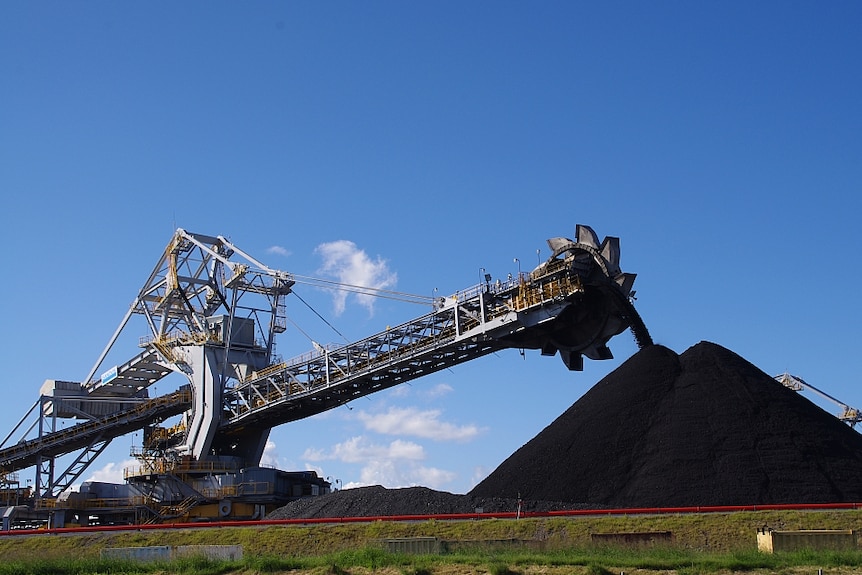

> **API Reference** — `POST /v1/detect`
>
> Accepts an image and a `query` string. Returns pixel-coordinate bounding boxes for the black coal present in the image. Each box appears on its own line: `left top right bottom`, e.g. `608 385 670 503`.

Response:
270 342 862 519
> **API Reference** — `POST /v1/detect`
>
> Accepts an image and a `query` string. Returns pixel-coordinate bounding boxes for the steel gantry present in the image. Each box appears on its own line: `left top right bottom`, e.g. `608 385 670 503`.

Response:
0 224 651 525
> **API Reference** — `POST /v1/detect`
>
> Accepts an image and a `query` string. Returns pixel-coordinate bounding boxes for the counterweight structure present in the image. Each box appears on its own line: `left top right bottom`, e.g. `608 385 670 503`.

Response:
0 225 651 528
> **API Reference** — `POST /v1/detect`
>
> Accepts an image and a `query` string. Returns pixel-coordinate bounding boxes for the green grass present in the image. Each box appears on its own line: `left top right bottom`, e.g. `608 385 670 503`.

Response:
3 510 862 573
3 546 862 575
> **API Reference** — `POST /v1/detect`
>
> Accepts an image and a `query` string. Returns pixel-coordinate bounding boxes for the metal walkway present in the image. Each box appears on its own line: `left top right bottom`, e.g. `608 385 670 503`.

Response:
85 347 175 397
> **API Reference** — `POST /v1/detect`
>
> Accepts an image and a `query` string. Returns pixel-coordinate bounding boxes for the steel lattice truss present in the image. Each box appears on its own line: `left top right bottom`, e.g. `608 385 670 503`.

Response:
225 291 500 429
1 224 650 498
85 229 294 395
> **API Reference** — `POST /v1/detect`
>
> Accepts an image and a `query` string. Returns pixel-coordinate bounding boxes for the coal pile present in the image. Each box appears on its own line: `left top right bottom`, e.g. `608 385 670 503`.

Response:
270 341 862 519
267 485 603 520
471 341 862 507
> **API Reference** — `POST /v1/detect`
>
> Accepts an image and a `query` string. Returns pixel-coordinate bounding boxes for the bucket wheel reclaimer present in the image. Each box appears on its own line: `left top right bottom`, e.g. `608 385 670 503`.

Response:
0 224 651 507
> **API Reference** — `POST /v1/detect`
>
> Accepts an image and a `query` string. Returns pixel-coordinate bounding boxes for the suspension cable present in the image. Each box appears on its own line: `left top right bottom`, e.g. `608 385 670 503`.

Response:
291 289 349 344
290 274 434 306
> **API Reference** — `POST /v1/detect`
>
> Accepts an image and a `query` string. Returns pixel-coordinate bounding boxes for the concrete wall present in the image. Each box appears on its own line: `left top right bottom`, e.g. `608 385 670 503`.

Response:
382 537 442 554
100 545 243 562
757 529 856 553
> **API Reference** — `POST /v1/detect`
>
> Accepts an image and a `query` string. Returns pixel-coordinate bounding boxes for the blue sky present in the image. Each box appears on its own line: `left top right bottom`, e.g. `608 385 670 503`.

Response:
1 2 860 495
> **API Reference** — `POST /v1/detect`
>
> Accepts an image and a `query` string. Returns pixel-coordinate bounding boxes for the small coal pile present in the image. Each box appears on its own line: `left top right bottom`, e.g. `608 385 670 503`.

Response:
267 485 603 520
470 341 862 507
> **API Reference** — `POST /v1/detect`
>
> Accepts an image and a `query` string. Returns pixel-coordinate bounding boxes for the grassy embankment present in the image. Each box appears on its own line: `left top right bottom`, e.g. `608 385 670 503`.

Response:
2 509 862 574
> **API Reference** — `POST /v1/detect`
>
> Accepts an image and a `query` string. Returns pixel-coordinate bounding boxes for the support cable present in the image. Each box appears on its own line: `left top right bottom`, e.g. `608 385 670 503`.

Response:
291 289 350 344
290 275 434 306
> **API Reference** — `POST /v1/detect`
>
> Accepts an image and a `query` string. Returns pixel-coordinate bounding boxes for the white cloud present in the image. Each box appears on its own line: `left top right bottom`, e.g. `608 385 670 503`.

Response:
355 406 482 441
85 458 139 484
259 439 280 468
303 436 424 463
387 385 412 398
385 382 452 400
303 446 328 461
423 383 454 399
348 460 456 490
302 436 459 491
411 466 457 489
266 245 291 257
314 240 397 316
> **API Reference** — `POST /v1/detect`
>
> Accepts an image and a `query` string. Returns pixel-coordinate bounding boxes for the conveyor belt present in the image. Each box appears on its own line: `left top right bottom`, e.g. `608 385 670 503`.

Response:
0 390 191 473
220 271 651 433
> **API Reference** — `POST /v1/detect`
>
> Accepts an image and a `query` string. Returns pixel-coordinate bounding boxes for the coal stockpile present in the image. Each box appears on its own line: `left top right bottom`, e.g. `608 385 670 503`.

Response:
266 485 602 520
470 341 862 507
269 341 862 520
